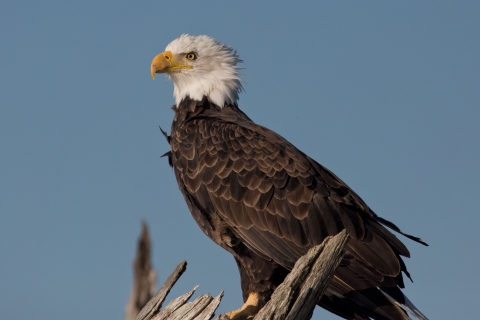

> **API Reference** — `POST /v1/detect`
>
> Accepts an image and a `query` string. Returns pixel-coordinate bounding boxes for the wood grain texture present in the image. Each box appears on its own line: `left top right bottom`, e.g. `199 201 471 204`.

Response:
135 261 224 320
254 230 349 320
135 231 348 320
135 261 187 320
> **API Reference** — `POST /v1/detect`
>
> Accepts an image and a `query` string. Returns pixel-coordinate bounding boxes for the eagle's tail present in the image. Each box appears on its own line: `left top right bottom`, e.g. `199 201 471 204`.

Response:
317 262 428 320
377 287 428 320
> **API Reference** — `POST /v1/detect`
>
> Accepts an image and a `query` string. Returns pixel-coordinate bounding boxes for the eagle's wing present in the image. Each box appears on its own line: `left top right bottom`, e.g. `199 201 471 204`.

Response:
171 105 426 319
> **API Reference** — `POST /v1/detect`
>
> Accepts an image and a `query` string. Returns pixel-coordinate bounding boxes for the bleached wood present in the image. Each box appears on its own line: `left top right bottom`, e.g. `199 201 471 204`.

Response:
135 261 187 320
193 292 224 320
136 230 348 320
254 230 349 320
135 262 225 320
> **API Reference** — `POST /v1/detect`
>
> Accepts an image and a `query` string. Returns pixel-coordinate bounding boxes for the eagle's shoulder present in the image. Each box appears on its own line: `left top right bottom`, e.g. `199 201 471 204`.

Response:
170 98 421 277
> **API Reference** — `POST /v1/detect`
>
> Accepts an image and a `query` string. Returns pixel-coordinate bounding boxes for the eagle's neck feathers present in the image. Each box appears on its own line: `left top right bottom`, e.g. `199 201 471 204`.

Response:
165 34 243 108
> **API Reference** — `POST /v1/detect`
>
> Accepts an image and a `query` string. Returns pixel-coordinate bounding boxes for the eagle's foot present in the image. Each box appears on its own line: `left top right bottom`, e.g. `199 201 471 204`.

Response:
225 292 262 320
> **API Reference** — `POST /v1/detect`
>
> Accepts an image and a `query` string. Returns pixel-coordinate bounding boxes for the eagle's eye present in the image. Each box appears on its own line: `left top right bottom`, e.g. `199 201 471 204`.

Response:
186 52 197 61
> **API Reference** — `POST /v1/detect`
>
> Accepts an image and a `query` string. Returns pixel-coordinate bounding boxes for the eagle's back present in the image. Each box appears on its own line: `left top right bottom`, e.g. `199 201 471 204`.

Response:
167 97 426 320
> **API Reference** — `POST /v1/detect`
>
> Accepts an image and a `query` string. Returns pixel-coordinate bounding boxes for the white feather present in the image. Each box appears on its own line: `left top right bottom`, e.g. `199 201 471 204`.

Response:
164 34 243 107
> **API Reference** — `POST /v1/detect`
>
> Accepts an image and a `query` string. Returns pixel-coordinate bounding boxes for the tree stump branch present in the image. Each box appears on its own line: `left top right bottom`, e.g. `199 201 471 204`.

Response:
126 222 157 320
253 230 349 320
134 230 349 320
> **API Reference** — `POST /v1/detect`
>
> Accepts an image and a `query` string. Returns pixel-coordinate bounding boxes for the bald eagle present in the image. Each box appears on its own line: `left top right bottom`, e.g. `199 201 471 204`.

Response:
151 34 428 320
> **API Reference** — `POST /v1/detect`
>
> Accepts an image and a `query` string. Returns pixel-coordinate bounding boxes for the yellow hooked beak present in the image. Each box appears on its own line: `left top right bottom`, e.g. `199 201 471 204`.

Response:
150 51 192 79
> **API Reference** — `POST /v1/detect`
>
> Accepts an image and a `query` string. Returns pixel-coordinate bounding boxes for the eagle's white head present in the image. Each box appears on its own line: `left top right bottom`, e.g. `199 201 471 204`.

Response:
151 34 243 107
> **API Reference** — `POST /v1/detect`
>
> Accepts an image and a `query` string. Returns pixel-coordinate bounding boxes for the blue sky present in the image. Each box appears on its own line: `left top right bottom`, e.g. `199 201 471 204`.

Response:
1 1 479 319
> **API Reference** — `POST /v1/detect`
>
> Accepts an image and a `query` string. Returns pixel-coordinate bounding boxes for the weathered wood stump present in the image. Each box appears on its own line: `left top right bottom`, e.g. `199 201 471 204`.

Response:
134 230 349 320
126 222 157 320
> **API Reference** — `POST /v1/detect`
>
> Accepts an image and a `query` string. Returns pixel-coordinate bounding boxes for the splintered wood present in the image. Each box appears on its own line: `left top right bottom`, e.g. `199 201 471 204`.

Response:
135 230 349 320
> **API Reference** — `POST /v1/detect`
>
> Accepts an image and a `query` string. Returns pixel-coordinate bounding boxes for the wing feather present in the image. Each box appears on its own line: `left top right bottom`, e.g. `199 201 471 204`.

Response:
170 101 426 320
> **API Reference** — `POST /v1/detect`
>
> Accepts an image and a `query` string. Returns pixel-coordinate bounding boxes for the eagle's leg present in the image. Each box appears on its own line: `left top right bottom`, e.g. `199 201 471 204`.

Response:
223 253 290 319
225 292 263 320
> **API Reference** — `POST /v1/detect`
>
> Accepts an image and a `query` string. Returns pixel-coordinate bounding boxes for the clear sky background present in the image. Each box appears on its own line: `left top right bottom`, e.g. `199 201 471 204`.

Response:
1 1 479 319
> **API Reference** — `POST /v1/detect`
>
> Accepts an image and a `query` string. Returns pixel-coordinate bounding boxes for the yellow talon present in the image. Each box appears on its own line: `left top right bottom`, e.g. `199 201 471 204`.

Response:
226 292 262 320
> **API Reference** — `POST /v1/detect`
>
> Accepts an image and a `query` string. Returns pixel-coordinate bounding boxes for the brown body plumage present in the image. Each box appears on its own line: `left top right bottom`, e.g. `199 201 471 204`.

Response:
162 97 427 320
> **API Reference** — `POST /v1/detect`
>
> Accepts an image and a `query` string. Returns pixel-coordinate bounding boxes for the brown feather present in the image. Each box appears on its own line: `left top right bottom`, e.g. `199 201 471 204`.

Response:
168 98 426 320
